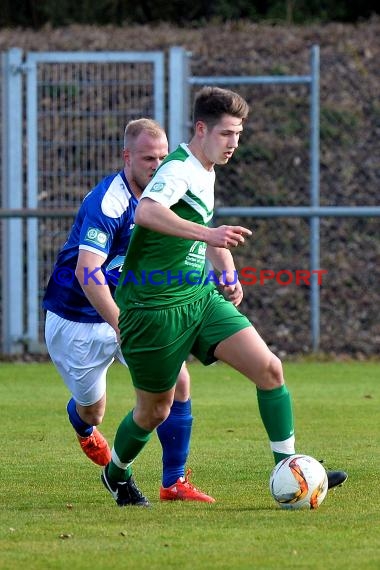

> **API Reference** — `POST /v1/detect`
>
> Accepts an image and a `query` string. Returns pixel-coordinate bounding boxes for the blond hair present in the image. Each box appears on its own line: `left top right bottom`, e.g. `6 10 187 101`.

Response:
123 118 166 150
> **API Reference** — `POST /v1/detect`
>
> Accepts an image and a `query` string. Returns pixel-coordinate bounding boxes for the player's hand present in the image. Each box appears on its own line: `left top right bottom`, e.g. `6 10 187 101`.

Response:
207 225 252 249
114 326 121 345
219 273 244 306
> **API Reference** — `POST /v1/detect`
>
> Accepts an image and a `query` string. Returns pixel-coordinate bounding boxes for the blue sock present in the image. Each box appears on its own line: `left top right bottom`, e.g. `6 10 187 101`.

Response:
66 397 93 437
156 399 193 488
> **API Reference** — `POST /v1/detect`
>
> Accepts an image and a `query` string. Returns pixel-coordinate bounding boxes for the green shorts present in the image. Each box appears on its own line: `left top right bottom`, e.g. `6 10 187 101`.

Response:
119 289 252 392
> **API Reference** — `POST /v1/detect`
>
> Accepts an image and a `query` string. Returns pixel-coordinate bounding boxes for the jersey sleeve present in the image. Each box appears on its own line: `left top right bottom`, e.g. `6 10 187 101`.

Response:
141 160 189 208
78 196 120 258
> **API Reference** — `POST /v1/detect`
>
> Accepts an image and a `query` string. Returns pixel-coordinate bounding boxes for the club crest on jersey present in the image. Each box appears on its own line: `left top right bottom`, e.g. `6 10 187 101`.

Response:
151 182 165 192
84 227 109 247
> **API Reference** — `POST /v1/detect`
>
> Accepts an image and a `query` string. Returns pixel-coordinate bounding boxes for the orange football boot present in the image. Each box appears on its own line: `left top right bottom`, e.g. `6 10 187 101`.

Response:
77 428 111 466
160 469 215 503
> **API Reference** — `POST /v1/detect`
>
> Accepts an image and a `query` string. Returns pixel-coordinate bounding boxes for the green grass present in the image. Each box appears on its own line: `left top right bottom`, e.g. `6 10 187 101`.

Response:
0 361 379 569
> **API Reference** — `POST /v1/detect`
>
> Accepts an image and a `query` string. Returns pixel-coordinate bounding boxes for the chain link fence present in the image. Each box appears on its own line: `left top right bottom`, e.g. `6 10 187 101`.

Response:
1 31 379 357
185 46 379 356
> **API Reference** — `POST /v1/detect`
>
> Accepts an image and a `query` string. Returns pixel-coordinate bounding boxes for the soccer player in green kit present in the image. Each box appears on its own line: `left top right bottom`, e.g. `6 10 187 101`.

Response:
101 86 347 506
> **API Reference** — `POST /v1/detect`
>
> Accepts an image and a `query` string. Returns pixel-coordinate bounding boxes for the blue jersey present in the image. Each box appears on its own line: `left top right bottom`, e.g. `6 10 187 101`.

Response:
43 170 137 322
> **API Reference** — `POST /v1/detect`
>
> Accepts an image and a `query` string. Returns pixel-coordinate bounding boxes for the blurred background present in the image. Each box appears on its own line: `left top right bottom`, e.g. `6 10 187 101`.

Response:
0 1 379 358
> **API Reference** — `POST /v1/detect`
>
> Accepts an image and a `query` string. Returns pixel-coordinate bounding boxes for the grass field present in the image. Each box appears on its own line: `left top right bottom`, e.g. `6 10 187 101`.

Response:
0 360 379 569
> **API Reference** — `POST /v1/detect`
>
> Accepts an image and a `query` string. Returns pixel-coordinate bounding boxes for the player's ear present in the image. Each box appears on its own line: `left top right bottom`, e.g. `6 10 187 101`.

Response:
123 148 131 165
195 120 207 137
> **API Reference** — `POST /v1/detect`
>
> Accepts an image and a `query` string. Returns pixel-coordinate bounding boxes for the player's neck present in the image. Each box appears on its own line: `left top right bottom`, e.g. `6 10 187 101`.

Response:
123 169 143 200
130 184 143 200
187 139 214 171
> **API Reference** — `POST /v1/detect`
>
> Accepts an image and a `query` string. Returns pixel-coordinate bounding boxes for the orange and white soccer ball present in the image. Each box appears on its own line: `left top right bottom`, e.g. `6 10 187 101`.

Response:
269 454 328 510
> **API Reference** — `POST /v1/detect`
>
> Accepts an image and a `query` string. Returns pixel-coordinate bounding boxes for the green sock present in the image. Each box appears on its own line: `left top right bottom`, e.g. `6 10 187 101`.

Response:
108 410 152 482
256 385 295 465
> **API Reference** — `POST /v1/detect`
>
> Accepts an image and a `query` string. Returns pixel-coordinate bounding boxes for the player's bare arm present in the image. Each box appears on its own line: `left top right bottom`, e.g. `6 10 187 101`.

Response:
135 197 252 248
75 249 120 334
206 245 244 306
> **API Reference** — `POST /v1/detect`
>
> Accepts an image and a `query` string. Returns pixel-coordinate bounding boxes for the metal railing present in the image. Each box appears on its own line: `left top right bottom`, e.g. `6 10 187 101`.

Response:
1 45 379 355
168 45 380 352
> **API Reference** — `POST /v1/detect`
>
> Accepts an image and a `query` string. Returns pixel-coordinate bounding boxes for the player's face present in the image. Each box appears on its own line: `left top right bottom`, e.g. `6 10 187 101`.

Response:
124 131 168 195
200 114 243 169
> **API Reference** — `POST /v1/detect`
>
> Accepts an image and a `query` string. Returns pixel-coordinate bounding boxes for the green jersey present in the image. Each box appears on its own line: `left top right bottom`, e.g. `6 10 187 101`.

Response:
116 144 216 309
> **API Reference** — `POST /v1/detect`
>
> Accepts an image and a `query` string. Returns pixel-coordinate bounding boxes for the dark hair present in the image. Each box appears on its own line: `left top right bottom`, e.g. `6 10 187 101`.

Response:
193 86 249 127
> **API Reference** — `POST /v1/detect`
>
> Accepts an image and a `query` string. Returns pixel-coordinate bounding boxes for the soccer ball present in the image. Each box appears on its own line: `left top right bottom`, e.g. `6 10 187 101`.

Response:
269 454 328 510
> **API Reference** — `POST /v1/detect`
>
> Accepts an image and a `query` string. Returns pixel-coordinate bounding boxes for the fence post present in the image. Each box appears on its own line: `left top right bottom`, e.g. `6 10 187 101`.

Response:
25 53 40 352
169 46 190 151
1 48 24 354
309 45 320 352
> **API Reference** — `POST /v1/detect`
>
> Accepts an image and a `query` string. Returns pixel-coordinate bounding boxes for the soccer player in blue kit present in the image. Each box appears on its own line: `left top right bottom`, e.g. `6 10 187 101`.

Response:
43 118 215 503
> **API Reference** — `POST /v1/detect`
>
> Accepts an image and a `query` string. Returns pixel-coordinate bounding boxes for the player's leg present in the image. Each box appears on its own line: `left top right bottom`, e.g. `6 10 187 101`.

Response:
157 362 215 502
45 311 117 466
157 362 192 487
116 344 205 497
74 395 106 427
173 362 191 400
66 395 106 437
199 294 347 488
214 325 347 488
66 394 110 467
193 292 294 466
214 326 295 465
102 387 175 507
102 303 210 506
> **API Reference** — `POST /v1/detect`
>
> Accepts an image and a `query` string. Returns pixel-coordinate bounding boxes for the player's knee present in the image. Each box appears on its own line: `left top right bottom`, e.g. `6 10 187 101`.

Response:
135 401 171 431
174 365 191 401
152 401 171 425
76 396 106 427
81 409 104 426
260 353 284 389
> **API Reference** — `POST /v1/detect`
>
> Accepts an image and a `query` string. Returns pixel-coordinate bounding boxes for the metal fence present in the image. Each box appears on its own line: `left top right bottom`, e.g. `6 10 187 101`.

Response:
1 45 379 356
1 48 164 353
171 46 380 354
169 46 380 356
